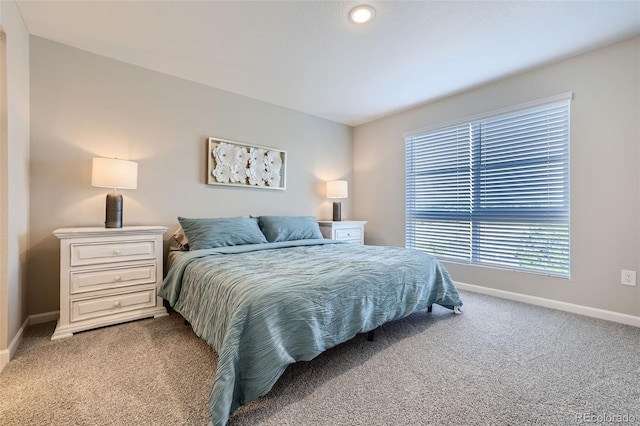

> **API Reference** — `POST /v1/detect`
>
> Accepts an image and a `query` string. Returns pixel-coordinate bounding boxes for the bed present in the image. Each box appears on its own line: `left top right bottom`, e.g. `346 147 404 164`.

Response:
160 216 463 426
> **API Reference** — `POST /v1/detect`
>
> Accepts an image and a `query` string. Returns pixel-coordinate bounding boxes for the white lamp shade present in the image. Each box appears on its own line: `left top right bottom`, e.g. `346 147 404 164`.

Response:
326 180 348 199
91 158 138 190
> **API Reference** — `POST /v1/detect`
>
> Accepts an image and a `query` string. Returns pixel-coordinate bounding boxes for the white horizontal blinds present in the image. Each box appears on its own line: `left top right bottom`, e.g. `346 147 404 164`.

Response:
406 124 472 260
476 103 569 218
406 98 570 277
474 102 570 275
475 222 570 275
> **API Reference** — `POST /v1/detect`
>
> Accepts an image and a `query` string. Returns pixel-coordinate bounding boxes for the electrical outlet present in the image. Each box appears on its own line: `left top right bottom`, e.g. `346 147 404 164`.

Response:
621 270 636 286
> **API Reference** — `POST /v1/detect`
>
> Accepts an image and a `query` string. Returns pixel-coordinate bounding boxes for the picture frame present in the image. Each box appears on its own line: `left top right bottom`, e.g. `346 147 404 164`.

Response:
206 137 286 190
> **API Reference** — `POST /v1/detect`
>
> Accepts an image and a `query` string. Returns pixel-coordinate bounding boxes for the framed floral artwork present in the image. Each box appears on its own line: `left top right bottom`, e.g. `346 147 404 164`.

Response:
206 137 286 190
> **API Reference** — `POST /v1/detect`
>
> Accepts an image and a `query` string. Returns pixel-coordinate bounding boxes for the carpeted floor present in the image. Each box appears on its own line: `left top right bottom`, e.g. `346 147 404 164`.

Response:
1 290 639 425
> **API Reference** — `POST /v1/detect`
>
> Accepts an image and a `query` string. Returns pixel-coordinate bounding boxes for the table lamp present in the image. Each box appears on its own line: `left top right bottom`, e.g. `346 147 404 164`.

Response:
326 180 348 221
91 158 138 228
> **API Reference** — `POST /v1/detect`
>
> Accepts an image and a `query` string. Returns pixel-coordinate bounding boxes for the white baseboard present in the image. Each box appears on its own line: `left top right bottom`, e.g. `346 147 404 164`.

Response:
0 310 59 373
29 311 60 325
455 282 640 328
0 348 9 373
0 317 27 373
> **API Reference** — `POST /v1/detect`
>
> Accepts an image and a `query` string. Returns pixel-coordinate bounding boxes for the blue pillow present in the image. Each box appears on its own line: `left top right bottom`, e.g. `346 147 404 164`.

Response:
177 217 267 250
258 216 323 243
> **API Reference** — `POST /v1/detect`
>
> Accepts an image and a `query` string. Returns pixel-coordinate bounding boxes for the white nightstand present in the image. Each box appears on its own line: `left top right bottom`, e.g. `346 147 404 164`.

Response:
51 226 169 340
318 221 367 244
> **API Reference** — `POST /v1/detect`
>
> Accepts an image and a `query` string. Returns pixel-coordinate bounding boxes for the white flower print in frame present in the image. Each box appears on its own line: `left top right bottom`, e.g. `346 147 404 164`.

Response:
207 137 286 190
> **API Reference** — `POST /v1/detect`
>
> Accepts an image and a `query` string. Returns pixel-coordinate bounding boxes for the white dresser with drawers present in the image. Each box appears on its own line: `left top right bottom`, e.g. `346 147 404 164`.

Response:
318 221 367 244
52 226 168 340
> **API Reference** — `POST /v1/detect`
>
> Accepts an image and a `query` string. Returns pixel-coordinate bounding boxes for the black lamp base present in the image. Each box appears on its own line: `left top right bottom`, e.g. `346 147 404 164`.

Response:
105 191 123 228
332 201 342 222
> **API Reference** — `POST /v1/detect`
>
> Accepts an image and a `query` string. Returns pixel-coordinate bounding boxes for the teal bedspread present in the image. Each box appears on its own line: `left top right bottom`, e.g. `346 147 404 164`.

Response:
160 240 463 426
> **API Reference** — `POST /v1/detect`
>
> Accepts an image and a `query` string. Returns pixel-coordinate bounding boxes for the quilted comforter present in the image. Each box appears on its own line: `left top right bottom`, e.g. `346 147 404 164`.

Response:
160 239 463 425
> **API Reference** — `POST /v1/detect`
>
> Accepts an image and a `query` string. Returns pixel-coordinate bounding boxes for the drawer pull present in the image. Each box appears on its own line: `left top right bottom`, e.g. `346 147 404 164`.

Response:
113 301 121 308
113 249 121 255
113 275 122 282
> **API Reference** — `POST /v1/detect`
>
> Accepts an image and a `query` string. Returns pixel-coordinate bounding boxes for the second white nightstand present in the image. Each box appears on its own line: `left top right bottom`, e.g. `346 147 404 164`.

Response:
318 220 367 244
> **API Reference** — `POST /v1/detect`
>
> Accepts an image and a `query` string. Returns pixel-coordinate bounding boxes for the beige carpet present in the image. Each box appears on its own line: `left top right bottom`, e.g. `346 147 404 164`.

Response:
0 313 215 425
2 290 640 425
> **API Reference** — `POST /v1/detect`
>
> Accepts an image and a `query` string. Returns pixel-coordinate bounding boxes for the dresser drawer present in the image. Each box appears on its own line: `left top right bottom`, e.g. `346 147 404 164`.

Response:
70 288 156 322
70 264 157 294
335 228 363 241
70 240 156 266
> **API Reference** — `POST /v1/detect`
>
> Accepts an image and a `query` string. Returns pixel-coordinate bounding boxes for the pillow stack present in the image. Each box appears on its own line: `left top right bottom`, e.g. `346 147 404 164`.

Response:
174 216 324 251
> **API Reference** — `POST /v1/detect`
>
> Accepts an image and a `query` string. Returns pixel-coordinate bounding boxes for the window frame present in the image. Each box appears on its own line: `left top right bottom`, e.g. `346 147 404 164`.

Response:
405 93 572 278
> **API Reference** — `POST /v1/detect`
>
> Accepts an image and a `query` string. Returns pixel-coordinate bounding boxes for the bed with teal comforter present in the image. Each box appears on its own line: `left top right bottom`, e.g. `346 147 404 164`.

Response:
160 239 463 425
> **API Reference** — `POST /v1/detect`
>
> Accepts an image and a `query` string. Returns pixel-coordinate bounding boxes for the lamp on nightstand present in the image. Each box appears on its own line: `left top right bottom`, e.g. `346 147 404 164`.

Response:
91 157 138 228
326 180 348 221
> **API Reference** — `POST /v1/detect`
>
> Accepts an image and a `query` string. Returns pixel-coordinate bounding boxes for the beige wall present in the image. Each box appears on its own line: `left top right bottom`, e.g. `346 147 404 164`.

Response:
353 36 640 316
26 33 640 318
29 37 352 315
0 0 30 358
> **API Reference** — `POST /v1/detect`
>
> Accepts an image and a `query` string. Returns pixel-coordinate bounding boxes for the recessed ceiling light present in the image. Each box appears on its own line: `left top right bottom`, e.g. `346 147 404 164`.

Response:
349 5 375 24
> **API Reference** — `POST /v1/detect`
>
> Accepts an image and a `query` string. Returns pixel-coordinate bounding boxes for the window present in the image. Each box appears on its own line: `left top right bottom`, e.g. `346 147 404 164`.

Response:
405 94 571 277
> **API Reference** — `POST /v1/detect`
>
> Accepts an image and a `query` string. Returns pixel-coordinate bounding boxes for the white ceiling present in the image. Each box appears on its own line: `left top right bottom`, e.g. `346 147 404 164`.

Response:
16 0 640 126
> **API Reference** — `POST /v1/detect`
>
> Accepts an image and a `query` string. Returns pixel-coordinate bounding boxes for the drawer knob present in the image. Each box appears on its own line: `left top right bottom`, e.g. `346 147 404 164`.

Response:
347 233 351 236
113 249 121 255
113 275 122 282
113 301 121 308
